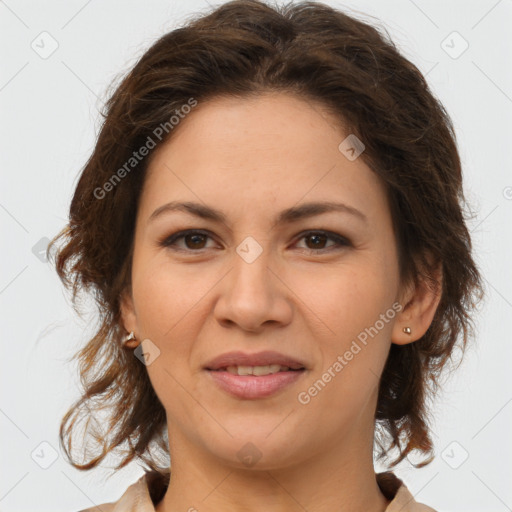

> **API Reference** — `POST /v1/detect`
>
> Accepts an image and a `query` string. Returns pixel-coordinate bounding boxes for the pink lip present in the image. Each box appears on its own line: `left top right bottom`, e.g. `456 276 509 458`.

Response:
204 350 307 371
206 369 306 399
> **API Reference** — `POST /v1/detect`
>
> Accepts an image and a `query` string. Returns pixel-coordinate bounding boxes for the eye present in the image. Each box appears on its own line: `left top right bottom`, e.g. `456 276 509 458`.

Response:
159 229 351 253
159 230 216 251
294 231 351 252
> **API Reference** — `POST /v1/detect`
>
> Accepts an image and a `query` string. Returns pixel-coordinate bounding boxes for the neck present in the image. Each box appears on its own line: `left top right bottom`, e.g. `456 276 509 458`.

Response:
155 408 391 512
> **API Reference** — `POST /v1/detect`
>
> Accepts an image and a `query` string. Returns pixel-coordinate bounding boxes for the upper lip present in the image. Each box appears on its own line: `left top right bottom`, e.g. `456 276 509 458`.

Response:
205 350 307 371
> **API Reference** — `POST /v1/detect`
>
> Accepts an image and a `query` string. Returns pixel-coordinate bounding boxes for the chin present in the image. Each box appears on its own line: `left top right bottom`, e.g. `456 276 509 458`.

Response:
204 431 307 471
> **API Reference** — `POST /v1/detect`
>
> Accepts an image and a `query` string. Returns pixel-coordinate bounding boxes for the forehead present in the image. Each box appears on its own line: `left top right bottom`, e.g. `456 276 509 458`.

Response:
149 92 345 166
139 92 389 228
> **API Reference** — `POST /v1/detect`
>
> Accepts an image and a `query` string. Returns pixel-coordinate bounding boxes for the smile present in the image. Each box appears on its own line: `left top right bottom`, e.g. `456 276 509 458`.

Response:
206 367 306 399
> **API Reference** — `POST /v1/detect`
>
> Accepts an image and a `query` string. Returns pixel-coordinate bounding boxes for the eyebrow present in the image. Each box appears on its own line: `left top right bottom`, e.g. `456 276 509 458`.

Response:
148 200 367 228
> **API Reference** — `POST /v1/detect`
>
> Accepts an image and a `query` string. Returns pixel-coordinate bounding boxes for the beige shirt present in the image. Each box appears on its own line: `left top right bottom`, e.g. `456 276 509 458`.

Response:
79 470 437 512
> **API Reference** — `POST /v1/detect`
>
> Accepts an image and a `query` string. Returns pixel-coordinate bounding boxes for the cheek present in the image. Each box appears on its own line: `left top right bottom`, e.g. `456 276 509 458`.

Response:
295 255 398 407
295 266 396 429
131 260 212 408
296 257 399 341
132 255 214 339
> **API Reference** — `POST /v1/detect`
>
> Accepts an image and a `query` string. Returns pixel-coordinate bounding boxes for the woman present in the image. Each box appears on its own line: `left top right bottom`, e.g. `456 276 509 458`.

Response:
49 1 483 511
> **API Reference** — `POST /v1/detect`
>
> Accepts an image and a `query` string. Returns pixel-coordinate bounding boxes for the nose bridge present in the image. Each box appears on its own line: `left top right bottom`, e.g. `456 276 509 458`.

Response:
231 234 274 299
214 234 291 330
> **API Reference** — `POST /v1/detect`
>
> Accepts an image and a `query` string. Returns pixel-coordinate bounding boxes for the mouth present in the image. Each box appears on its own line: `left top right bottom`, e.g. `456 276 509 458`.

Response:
207 364 305 376
203 350 308 398
204 350 307 372
205 366 307 399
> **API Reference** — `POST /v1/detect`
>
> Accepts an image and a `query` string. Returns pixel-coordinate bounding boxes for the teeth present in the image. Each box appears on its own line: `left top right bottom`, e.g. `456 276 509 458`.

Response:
224 364 291 376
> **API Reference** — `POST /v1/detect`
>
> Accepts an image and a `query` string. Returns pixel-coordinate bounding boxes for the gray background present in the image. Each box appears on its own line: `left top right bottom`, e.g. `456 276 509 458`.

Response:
1 0 511 511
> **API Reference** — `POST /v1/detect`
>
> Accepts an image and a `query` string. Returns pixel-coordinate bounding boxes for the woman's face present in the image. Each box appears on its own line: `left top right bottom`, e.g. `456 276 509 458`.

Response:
121 92 408 469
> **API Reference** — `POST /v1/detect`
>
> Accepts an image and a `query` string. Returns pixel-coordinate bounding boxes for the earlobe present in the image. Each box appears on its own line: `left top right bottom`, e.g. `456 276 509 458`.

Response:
392 261 443 345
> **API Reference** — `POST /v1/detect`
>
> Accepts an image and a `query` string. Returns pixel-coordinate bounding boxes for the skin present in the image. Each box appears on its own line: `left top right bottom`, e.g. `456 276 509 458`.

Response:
121 92 441 512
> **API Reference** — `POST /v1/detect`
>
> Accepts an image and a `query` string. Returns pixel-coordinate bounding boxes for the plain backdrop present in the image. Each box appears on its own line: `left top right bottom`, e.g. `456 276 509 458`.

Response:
1 1 511 511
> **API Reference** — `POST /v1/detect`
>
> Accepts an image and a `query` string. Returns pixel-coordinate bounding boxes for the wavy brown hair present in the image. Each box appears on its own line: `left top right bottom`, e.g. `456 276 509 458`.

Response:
48 0 483 481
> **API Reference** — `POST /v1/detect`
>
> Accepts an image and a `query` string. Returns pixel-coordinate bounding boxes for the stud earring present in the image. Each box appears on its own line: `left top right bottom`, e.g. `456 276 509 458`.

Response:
123 331 140 348
403 326 411 334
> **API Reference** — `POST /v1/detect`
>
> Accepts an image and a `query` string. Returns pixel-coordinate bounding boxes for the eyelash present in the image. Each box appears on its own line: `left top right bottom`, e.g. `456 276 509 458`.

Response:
158 229 351 254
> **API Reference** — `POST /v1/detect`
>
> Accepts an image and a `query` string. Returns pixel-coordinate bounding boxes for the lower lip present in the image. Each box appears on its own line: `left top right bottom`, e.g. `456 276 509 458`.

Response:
206 369 306 399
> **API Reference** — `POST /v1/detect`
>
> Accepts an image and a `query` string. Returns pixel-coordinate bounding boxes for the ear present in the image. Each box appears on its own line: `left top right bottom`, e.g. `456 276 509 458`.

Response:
119 287 140 348
391 258 443 345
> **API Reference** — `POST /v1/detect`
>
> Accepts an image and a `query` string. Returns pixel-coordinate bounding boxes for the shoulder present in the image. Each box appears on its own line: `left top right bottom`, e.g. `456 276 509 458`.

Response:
377 472 438 512
75 474 154 512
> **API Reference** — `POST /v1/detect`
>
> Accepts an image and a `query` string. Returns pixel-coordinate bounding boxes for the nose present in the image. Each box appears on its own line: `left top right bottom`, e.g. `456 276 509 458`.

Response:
213 243 293 333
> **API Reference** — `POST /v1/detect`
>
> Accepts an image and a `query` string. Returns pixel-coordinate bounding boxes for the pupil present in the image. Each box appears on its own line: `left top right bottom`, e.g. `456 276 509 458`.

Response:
187 234 206 249
308 234 326 249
